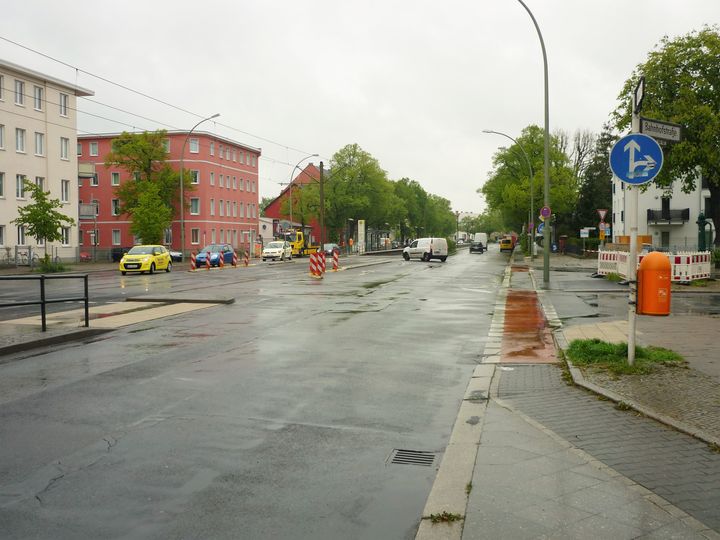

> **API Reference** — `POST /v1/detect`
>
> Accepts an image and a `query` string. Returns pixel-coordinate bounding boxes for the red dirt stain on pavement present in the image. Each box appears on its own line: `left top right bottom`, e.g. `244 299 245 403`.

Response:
502 289 557 364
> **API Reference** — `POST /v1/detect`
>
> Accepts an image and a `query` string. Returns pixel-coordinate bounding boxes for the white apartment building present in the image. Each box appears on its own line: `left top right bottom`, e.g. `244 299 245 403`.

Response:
0 59 93 261
611 171 714 250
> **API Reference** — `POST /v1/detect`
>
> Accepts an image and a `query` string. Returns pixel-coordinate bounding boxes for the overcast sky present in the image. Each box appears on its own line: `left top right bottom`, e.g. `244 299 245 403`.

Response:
2 1 718 213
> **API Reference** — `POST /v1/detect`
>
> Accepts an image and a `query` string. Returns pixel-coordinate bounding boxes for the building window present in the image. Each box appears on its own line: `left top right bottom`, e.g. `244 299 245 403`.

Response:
111 172 120 186
246 179 250 191
239 178 244 191
191 228 200 244
621 210 625 222
112 229 121 246
34 132 44 156
14 80 25 105
239 202 244 217
233 176 237 189
251 180 256 193
209 141 215 156
190 198 200 214
226 201 230 216
77 142 83 156
210 172 215 186
61 179 70 202
189 138 199 153
35 176 44 191
0 225 5 246
220 229 224 243
219 144 223 158
219 174 224 188
164 228 172 245
15 128 26 152
238 151 244 163
210 198 215 216
111 199 120 215
59 93 69 116
33 86 43 110
219 199 224 216
211 229 216 243
60 137 69 160
89 142 99 156
0 172 4 197
90 174 99 187
190 170 199 184
61 227 71 246
245 154 250 165
0 124 4 149
232 201 237 217
225 148 230 160
232 149 236 162
16 175 26 198
17 225 26 245
162 139 170 153
252 156 257 167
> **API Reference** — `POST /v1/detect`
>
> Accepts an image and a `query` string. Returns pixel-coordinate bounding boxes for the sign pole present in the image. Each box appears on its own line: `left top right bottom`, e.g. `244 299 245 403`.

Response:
627 105 642 365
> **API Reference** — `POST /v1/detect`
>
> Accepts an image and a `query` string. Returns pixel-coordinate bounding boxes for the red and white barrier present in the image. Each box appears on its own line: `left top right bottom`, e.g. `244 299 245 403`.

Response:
232 252 238 267
205 251 211 270
599 250 711 283
332 249 339 271
243 251 249 267
190 252 196 272
309 252 323 278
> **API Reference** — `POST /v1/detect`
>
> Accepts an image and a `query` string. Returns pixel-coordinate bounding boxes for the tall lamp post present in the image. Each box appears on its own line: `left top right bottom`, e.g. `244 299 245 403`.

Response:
516 0 550 287
482 129 534 260
180 113 220 256
287 153 319 227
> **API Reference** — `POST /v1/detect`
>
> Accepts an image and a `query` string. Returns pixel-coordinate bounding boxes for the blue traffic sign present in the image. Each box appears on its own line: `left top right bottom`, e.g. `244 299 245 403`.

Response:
609 133 663 185
537 222 545 235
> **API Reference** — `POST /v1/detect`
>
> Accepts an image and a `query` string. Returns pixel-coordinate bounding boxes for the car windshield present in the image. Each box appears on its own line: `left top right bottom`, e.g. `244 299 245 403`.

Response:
127 246 155 255
323 244 336 250
266 242 284 249
200 245 222 253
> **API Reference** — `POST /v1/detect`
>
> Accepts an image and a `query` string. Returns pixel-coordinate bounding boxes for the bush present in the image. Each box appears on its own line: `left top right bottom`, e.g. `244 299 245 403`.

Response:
38 258 69 273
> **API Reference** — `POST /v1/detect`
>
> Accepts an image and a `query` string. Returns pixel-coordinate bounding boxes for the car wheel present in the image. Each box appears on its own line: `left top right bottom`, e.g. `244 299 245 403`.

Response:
166 261 172 273
149 263 155 274
280 253 285 261
121 271 127 275
440 256 447 262
403 252 410 261
422 253 429 262
262 258 266 262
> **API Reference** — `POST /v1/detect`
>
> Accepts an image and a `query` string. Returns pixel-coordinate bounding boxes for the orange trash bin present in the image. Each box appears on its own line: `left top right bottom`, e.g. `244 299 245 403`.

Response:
637 252 671 316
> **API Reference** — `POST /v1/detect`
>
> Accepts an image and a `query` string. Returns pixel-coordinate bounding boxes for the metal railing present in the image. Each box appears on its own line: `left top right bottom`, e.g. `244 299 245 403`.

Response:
0 274 89 331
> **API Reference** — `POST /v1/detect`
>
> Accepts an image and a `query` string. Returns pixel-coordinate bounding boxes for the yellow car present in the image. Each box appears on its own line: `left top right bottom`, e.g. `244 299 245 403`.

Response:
119 245 172 275
499 238 514 252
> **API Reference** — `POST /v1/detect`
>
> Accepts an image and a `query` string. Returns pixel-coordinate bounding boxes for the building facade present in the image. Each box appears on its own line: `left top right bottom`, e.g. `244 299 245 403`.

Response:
0 59 93 261
611 172 714 250
77 131 261 258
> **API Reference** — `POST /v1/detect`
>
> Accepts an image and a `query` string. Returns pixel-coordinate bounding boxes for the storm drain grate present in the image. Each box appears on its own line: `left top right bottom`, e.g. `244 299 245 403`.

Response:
388 449 437 467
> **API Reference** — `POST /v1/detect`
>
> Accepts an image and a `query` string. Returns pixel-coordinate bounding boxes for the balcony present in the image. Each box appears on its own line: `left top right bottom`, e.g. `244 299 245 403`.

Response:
646 208 690 225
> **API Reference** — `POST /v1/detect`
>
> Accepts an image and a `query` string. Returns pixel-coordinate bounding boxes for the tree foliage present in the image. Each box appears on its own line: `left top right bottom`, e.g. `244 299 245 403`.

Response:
480 125 579 234
571 126 616 232
613 26 720 245
11 178 75 258
129 182 173 244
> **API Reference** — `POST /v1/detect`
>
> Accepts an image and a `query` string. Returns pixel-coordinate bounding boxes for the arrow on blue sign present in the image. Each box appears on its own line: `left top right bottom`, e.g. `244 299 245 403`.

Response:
609 133 663 185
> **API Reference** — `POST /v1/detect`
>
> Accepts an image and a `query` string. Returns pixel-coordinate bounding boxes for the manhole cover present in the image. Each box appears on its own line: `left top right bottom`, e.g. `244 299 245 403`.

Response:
387 449 437 467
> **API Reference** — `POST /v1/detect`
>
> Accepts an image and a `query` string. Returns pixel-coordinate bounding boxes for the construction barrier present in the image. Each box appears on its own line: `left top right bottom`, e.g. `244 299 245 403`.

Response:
190 252 196 272
206 251 211 270
243 251 249 267
309 252 323 278
597 250 711 283
332 249 339 271
232 252 238 267
219 253 224 268
319 251 326 274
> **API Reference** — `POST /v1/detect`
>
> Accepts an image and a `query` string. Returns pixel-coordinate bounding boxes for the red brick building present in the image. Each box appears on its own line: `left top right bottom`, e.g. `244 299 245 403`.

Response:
77 131 260 257
263 163 321 244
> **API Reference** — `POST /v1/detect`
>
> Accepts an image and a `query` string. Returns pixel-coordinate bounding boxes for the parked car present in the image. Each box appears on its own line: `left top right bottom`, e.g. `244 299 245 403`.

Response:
402 237 448 262
195 244 235 267
499 237 515 252
323 243 340 256
470 240 485 253
168 249 183 262
262 241 292 261
119 245 172 275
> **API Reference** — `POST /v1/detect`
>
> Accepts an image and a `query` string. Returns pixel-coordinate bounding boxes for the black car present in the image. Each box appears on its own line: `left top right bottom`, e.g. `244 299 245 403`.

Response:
470 241 485 253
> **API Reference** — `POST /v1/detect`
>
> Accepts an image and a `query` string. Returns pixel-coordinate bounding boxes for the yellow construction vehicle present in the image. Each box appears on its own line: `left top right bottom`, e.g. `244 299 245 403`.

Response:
283 228 320 257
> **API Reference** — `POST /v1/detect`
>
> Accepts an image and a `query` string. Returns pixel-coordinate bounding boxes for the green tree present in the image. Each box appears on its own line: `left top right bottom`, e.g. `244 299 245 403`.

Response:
11 178 75 260
613 26 720 245
571 126 616 232
104 130 189 228
480 125 578 234
129 182 172 244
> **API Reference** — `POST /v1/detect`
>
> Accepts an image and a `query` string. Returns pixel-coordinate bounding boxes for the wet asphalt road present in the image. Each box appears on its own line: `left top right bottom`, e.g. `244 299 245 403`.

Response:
0 249 506 539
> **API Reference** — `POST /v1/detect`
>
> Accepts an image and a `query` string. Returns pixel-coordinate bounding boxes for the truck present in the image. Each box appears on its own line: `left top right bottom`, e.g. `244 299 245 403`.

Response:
472 233 488 246
283 228 320 257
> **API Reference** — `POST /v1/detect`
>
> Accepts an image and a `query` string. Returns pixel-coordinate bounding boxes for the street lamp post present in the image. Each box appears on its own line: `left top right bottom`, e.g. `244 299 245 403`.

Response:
515 0 550 287
482 129 534 260
286 153 320 228
180 113 220 256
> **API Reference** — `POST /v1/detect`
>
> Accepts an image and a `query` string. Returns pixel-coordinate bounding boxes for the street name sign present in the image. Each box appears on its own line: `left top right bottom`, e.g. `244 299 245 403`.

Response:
609 133 664 185
640 117 682 143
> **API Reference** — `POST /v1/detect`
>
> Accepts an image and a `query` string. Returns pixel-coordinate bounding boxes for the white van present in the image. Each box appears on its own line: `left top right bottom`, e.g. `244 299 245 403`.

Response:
402 237 448 262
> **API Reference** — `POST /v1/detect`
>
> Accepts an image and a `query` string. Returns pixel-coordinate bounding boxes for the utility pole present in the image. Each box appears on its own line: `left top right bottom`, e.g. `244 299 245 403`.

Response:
320 162 325 247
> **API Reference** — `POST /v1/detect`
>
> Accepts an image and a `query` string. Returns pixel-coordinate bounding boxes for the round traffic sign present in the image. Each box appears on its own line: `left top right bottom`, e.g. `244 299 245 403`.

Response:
609 133 663 185
540 206 551 219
